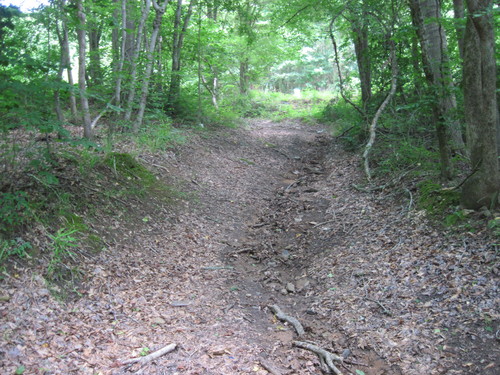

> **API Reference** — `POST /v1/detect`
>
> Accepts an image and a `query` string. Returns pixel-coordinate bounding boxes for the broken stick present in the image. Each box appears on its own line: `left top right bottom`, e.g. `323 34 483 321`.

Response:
293 341 343 375
121 343 177 367
268 304 305 336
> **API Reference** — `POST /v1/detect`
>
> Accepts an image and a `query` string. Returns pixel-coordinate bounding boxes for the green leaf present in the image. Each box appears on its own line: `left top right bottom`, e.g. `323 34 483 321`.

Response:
15 366 25 374
355 370 365 375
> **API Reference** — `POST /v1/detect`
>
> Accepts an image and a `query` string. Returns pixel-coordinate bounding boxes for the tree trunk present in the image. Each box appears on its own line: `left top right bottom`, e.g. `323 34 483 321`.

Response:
76 0 92 139
352 20 371 108
113 0 127 108
409 0 465 179
134 0 170 132
461 0 499 209
166 0 196 116
239 58 249 95
453 0 465 59
88 23 102 87
124 0 152 121
57 0 77 118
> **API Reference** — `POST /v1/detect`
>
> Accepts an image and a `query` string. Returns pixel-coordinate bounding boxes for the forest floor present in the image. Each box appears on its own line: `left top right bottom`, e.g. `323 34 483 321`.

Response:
0 118 498 375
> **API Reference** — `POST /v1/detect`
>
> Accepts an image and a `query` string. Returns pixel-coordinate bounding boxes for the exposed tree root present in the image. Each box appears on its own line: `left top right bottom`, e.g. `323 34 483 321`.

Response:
293 341 344 375
268 304 305 336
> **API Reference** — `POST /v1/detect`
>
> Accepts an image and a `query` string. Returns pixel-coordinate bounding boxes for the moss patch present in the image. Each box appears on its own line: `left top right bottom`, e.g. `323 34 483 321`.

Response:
104 152 156 187
418 180 460 215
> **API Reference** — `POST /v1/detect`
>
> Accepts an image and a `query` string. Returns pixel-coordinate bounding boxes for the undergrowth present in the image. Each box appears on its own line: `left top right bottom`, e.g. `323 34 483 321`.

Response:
320 97 498 237
0 126 187 290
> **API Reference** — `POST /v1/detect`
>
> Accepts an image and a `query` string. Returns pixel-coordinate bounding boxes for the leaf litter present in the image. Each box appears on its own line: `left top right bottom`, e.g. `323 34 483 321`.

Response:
0 118 498 374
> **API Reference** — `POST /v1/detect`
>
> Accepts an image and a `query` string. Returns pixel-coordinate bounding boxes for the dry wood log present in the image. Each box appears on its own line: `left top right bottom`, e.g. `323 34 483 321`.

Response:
268 305 305 336
293 341 343 375
121 343 177 367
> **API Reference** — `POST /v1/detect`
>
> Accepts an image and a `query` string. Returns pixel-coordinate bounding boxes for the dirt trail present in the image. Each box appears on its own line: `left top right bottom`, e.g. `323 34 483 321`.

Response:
1 119 498 375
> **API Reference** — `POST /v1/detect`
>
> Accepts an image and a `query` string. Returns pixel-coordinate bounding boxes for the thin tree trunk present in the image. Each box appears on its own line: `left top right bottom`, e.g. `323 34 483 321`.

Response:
76 0 92 139
239 59 249 95
329 17 367 121
166 0 196 116
113 0 128 108
461 0 499 209
124 0 152 121
57 0 77 118
134 0 170 132
363 42 398 181
88 23 103 87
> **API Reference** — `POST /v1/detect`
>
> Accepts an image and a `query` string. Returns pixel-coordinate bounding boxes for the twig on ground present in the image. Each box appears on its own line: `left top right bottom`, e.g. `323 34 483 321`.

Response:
259 358 284 375
293 341 343 375
121 343 177 367
366 297 392 316
201 265 234 270
312 219 336 228
268 305 305 336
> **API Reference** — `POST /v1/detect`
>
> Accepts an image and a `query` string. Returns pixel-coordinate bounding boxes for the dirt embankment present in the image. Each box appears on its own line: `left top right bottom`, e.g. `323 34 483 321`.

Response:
0 119 498 375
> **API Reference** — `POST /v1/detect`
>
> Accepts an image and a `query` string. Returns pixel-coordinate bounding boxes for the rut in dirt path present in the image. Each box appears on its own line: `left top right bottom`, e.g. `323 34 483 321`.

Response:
1 119 497 375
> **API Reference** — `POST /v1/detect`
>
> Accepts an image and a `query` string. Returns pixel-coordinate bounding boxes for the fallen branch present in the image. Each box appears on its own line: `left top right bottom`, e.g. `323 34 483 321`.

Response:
268 305 305 336
259 358 284 375
121 343 177 367
293 341 343 375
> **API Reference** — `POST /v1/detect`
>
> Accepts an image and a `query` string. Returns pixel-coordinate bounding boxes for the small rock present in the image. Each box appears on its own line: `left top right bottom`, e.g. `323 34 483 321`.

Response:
480 206 492 217
353 269 366 277
280 288 288 295
280 250 290 260
286 283 296 293
342 349 351 359
151 317 166 325
296 278 310 291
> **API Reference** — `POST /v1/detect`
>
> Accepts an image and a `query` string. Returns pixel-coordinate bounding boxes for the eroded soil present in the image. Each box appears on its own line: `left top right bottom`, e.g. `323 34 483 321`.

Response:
1 119 498 375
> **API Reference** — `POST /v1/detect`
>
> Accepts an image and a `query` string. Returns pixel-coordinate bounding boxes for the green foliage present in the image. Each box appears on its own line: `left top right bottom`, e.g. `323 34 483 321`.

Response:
0 238 32 269
487 217 500 238
233 89 332 122
0 191 33 234
137 115 186 151
104 152 156 187
46 227 78 279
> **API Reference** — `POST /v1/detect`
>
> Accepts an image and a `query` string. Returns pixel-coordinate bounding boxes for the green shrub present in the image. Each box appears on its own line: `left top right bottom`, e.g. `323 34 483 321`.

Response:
0 191 33 234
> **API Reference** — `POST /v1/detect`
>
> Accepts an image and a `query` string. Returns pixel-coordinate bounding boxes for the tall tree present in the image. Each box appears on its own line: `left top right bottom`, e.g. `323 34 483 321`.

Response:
134 0 170 132
166 0 196 116
75 0 92 138
461 0 499 209
124 0 152 121
409 0 464 180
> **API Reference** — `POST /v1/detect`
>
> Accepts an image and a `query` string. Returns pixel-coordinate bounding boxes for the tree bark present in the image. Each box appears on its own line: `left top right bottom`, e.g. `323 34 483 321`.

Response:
166 0 196 116
453 0 465 59
56 0 77 118
134 0 170 132
124 0 152 121
239 59 249 95
75 0 92 139
409 0 465 179
461 0 499 209
352 18 371 108
113 0 128 108
88 20 103 87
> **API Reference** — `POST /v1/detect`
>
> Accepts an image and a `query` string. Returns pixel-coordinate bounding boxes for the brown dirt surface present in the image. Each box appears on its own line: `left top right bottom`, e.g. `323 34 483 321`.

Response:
0 119 498 375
